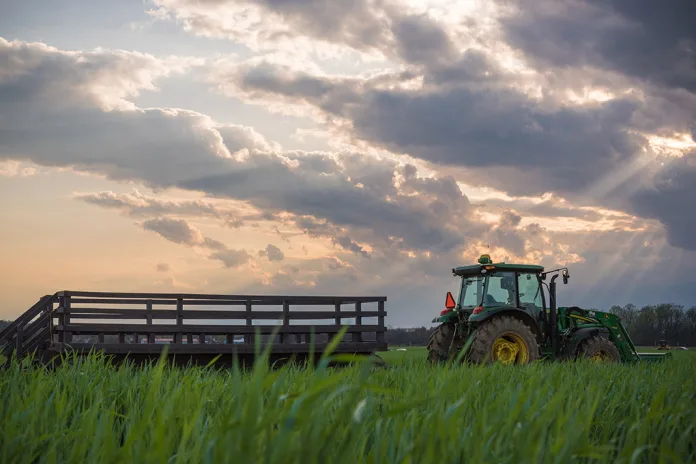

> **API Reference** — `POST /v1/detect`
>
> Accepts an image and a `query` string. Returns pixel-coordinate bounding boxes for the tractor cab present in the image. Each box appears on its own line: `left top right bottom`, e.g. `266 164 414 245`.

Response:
436 254 547 326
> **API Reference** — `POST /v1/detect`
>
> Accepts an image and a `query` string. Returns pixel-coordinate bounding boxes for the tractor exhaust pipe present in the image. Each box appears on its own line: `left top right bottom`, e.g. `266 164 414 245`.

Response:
549 274 558 356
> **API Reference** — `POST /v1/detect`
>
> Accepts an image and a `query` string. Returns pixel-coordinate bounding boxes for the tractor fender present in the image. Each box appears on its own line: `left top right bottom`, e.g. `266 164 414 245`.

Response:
559 327 611 359
432 310 460 324
468 309 543 344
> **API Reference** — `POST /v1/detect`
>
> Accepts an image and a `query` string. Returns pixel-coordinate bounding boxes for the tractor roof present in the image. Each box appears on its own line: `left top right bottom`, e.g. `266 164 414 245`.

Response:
452 254 544 276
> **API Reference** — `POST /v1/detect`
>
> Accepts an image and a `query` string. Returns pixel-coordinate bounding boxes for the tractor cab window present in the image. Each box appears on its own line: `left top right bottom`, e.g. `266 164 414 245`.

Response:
483 272 517 307
518 272 542 311
459 276 485 308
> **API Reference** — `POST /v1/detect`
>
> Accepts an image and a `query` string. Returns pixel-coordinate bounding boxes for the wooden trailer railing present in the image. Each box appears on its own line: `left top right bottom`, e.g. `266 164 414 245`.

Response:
1 291 388 364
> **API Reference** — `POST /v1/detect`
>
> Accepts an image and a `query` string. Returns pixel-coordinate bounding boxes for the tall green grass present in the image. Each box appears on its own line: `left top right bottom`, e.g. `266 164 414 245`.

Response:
1 349 694 463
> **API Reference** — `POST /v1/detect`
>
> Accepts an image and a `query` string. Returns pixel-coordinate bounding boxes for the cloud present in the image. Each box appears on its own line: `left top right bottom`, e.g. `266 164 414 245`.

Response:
1 38 483 260
0 160 37 177
630 152 696 250
149 0 392 61
498 0 696 95
208 28 695 253
210 248 252 268
140 216 248 266
77 190 228 218
141 217 211 247
74 189 266 228
258 243 285 262
214 57 648 198
151 0 472 71
156 263 172 272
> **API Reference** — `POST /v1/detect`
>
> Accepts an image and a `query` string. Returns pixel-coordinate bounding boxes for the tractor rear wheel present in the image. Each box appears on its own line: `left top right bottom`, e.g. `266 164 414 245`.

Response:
577 335 621 362
468 316 539 365
427 323 465 364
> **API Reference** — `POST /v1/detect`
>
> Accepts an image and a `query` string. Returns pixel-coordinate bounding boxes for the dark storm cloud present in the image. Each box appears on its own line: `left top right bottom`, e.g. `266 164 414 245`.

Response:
225 59 646 196
494 0 696 251
390 12 458 68
216 23 695 252
500 0 696 94
630 152 696 250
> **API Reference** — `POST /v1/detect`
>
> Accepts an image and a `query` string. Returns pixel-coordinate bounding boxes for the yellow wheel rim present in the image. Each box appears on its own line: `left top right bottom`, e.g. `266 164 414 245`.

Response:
590 350 611 362
491 332 529 364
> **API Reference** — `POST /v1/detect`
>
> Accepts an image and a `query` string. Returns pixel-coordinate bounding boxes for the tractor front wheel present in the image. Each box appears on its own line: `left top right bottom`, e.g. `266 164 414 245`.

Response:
468 316 539 365
577 335 621 362
427 323 465 364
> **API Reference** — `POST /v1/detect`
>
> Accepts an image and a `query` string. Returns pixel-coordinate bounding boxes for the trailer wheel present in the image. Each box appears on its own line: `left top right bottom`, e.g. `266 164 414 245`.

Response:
577 335 621 362
468 316 539 365
427 323 464 364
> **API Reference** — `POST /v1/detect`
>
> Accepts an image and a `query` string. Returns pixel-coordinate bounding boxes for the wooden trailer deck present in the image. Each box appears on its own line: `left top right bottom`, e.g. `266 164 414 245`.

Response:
0 291 388 366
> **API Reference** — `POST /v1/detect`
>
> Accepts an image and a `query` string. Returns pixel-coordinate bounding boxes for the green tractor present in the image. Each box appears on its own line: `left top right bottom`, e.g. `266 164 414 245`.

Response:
427 254 670 365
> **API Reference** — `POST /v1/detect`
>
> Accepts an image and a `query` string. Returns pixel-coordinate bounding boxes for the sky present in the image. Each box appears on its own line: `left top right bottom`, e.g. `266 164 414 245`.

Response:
1 0 695 326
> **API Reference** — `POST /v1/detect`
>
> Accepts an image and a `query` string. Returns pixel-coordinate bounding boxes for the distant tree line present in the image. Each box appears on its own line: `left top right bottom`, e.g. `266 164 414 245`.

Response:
607 303 696 347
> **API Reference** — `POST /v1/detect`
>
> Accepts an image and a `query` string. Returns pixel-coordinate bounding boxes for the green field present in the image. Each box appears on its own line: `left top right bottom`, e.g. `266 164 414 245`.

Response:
1 346 695 463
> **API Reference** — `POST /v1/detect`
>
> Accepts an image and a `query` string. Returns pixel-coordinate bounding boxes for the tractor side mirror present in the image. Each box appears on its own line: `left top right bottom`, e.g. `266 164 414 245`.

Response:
445 291 456 310
562 269 569 284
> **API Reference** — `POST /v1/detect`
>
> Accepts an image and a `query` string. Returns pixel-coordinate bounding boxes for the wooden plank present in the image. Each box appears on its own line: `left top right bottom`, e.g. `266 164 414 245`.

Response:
69 298 178 305
245 300 254 345
62 291 387 302
353 301 362 342
54 341 388 355
69 297 386 306
146 300 153 326
64 295 72 343
175 299 183 344
377 300 385 343
15 325 23 352
57 324 383 335
181 310 384 320
20 326 52 355
171 300 248 306
56 309 383 320
20 312 51 340
58 308 178 318
282 300 289 344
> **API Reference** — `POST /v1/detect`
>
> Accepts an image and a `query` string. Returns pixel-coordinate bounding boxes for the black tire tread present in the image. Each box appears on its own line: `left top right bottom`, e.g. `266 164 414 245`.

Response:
427 323 464 364
467 315 540 364
576 335 621 362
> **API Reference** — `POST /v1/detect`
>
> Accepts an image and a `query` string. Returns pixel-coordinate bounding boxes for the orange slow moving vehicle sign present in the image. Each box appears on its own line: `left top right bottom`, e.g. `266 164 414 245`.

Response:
440 291 457 316
445 291 456 309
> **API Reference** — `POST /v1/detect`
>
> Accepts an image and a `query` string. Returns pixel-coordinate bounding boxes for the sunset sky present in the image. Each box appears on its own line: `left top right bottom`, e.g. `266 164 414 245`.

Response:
1 0 695 326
